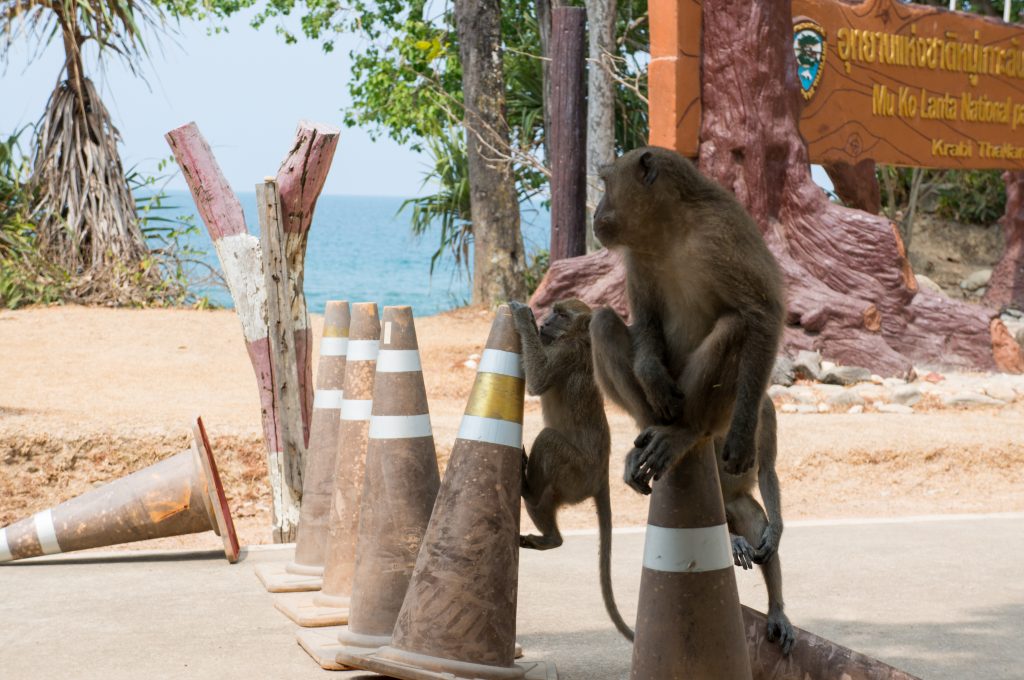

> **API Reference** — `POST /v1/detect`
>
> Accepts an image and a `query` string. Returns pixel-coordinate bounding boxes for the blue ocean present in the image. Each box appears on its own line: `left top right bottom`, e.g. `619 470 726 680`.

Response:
158 191 552 316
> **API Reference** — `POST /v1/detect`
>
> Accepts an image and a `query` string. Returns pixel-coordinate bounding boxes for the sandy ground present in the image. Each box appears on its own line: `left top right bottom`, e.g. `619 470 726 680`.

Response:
1 305 1022 551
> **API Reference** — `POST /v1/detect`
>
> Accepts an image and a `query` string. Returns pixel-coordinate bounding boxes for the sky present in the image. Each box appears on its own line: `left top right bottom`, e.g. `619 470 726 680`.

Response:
0 10 427 197
0 11 835 198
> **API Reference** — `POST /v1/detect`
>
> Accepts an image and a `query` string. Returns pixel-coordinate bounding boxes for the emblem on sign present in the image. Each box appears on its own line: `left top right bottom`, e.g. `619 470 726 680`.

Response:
793 21 826 100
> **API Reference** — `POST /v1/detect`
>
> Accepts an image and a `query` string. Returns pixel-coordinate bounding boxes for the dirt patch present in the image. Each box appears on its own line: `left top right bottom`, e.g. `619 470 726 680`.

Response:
1 305 1023 554
908 213 1003 299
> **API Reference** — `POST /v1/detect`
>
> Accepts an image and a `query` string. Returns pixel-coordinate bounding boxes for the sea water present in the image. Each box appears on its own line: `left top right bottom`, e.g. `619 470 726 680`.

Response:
157 191 551 316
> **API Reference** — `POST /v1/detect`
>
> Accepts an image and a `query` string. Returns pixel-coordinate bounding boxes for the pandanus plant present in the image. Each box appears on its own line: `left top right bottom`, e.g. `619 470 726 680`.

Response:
1 0 165 290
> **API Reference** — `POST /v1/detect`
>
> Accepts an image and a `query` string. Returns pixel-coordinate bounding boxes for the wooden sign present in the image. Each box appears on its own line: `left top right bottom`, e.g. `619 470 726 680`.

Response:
650 0 1024 170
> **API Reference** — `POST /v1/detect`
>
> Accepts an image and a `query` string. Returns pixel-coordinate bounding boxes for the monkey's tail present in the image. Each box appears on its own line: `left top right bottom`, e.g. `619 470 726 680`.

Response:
596 484 635 643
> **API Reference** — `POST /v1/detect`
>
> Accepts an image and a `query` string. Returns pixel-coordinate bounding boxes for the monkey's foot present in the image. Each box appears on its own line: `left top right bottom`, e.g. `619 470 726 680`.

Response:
721 426 757 475
519 533 563 551
731 535 756 570
766 606 796 656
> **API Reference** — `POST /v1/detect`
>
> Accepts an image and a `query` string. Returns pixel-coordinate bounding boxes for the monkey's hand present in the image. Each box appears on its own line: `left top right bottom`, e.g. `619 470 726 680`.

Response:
634 358 685 424
721 424 757 475
508 300 537 331
752 523 782 565
624 426 698 494
731 535 756 570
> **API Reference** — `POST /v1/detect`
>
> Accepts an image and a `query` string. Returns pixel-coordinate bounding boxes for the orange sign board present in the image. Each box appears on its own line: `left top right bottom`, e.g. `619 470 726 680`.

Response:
650 0 1024 169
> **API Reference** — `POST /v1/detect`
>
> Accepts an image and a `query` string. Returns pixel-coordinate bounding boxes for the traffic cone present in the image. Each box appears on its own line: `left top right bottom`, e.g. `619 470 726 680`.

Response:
347 305 555 680
0 416 239 563
256 300 350 592
629 439 752 679
275 302 379 626
297 305 440 669
743 606 921 680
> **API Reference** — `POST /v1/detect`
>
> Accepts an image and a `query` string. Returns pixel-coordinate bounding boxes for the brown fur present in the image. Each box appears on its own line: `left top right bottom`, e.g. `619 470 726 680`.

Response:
510 299 634 642
588 147 792 652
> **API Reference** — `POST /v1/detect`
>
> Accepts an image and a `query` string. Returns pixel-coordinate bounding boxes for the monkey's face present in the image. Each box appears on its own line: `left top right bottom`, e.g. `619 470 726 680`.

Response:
593 148 667 249
539 300 592 346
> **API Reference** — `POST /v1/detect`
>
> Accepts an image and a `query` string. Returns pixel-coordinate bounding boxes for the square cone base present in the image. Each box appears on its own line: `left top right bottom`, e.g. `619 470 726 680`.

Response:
353 648 556 680
254 563 324 593
273 590 349 627
295 626 350 670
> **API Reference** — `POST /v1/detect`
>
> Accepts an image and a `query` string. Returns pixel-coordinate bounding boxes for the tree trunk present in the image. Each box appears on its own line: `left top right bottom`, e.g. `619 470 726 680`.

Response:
984 170 1024 311
537 0 554 170
823 160 880 214
585 0 617 252
456 0 528 305
550 7 588 261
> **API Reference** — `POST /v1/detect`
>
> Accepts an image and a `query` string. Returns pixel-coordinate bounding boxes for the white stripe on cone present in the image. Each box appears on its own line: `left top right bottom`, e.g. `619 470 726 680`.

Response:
375 349 422 373
642 523 732 573
369 414 432 439
33 510 62 556
457 415 522 449
0 528 12 562
320 338 349 357
341 399 373 421
313 389 345 410
478 349 524 379
347 340 380 362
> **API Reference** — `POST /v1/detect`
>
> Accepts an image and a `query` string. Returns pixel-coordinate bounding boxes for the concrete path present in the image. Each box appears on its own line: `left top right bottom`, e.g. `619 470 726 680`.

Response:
1 513 1021 679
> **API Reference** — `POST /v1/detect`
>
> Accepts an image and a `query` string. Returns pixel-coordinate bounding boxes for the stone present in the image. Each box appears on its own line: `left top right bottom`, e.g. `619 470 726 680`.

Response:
959 268 992 292
770 355 796 386
942 392 1005 407
780 403 798 414
786 386 818 405
870 374 884 384
847 405 864 414
816 402 831 413
877 403 914 414
821 360 836 372
767 384 790 400
983 383 1017 403
882 377 906 388
821 365 873 386
792 350 822 381
814 384 845 396
853 384 889 401
891 385 922 406
914 274 945 295
827 390 865 407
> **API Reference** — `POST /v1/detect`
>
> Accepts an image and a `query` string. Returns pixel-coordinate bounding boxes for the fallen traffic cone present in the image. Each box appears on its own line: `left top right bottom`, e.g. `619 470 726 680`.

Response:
630 439 752 679
348 305 555 680
0 416 238 563
275 302 379 626
743 605 922 680
297 305 440 669
256 300 351 592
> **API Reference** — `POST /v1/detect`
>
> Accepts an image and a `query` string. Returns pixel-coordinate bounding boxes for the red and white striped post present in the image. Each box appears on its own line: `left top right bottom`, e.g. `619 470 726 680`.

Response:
165 121 339 542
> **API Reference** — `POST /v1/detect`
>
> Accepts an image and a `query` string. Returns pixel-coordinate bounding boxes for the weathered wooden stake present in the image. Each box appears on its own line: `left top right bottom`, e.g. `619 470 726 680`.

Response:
257 178 307 516
166 120 339 542
550 6 588 262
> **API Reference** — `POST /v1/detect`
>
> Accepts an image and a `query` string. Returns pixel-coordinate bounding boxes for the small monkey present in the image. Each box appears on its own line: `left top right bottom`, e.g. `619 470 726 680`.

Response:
509 299 634 642
720 399 794 654
588 146 785 494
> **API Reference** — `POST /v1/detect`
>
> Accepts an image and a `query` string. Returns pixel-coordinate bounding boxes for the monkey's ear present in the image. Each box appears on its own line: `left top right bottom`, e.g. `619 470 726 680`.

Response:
639 151 658 186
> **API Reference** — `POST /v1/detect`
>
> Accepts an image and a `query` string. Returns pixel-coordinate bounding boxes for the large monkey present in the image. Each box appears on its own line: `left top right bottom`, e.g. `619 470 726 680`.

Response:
589 146 785 493
509 299 635 642
589 146 790 650
720 399 794 653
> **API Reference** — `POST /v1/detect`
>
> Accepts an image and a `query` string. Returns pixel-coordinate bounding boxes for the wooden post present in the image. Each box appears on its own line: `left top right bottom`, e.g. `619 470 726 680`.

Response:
257 177 307 525
275 121 340 446
166 121 339 542
550 6 587 262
